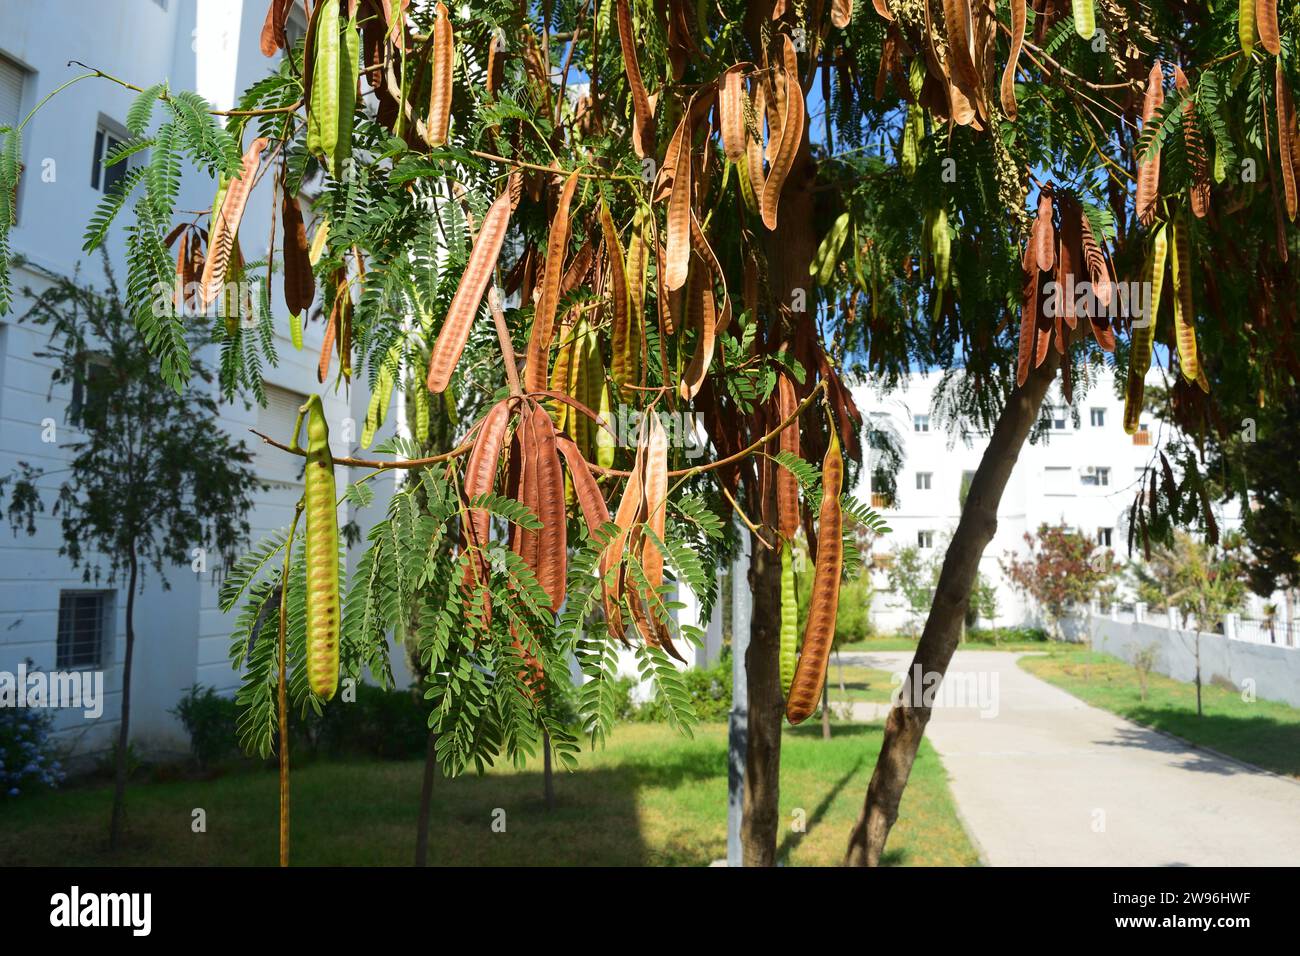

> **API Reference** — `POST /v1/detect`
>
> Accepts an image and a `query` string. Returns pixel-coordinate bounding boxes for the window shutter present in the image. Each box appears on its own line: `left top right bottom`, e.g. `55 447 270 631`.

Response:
256 385 309 486
0 56 23 129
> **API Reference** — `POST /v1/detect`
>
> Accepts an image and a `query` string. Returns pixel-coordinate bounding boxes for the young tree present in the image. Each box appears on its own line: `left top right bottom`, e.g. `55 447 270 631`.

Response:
1002 523 1116 639
885 545 939 637
0 261 259 849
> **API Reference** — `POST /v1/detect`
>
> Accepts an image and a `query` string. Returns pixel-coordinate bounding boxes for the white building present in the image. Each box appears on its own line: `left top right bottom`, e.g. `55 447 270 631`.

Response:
0 0 400 758
851 365 1246 633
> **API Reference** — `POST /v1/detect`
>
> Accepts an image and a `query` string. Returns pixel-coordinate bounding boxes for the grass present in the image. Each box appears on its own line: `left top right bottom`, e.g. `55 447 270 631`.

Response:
827 664 899 704
839 633 1054 654
0 722 978 867
1020 648 1300 778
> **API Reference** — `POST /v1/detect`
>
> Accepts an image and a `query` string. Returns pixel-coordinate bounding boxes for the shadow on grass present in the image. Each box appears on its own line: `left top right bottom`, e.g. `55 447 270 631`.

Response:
1094 708 1300 778
776 755 865 864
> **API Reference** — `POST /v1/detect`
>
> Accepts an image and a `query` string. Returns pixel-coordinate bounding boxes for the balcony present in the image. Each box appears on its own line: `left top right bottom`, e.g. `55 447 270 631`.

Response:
871 493 891 509
1132 431 1152 446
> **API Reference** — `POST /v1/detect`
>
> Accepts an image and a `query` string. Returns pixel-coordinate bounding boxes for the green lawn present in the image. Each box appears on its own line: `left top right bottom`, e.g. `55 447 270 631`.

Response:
1020 649 1300 778
827 664 899 704
0 722 977 867
839 634 1055 654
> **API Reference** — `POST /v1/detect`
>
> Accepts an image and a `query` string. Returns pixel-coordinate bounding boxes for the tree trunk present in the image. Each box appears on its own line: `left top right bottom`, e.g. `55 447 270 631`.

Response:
414 730 437 866
821 680 832 739
845 354 1059 866
742 526 784 866
543 729 555 810
109 548 138 851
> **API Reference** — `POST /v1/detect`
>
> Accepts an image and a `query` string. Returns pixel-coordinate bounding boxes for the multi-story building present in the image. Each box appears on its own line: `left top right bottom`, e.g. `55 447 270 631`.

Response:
850 365 1258 633
0 0 401 758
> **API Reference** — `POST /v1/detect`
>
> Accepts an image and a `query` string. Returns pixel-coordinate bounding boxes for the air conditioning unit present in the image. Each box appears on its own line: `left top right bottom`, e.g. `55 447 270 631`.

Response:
1083 465 1097 475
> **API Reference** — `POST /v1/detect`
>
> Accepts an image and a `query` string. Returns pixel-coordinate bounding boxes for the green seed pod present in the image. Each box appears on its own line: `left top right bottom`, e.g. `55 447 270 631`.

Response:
300 394 340 700
779 543 797 697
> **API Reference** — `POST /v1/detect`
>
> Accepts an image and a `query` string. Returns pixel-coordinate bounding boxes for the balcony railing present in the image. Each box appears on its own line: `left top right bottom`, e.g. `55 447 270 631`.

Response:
871 493 890 509
1132 430 1152 445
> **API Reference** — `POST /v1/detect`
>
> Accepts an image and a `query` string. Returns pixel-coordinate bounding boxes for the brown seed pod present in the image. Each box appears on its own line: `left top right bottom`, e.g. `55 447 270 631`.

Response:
427 1 454 147
281 180 315 316
1277 59 1297 222
603 200 636 394
555 433 611 536
664 114 694 291
1170 214 1199 382
616 0 656 159
1034 186 1056 274
871 0 894 19
525 400 567 613
785 416 843 725
524 170 580 394
831 0 852 28
427 185 513 392
463 398 514 586
679 258 716 400
775 369 801 541
761 35 803 231
719 64 748 162
1136 61 1164 228
1001 0 1026 119
1175 65 1211 219
201 137 269 310
1257 0 1280 55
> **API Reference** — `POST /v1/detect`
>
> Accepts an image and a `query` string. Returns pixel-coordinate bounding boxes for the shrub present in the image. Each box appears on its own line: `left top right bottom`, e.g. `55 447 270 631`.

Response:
965 626 1049 646
634 656 732 723
0 707 65 798
171 684 239 769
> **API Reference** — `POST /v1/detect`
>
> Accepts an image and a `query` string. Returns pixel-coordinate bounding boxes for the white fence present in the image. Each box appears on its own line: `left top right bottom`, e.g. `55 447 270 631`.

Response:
1074 609 1300 709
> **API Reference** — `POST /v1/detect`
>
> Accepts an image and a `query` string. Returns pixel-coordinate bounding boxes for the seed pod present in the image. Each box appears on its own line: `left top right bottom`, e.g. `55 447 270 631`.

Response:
1278 60 1297 222
616 0 656 158
1072 0 1096 39
463 399 513 586
779 544 797 695
1034 187 1056 273
524 171 580 394
260 0 293 56
1000 0 1026 119
786 417 843 725
775 370 801 541
664 113 694 291
300 395 340 700
1136 62 1164 228
428 2 454 147
1175 65 1211 219
1124 225 1166 433
201 137 268 310
1240 0 1256 55
526 401 567 612
427 185 513 392
306 0 341 168
335 12 359 176
812 211 851 287
602 200 636 394
1256 0 1280 55
602 423 647 644
745 80 767 202
942 0 981 93
548 310 578 430
719 64 748 161
679 259 716 400
762 36 804 231
831 0 851 28
1169 214 1199 383
361 346 398 448
281 180 315 318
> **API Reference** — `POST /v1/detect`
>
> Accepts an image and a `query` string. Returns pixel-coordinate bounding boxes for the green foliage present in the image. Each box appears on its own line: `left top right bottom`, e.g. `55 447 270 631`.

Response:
628 655 733 723
1002 524 1118 633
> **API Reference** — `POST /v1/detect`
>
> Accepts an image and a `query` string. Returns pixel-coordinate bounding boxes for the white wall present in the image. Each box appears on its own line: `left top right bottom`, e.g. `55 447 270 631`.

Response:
0 1 362 756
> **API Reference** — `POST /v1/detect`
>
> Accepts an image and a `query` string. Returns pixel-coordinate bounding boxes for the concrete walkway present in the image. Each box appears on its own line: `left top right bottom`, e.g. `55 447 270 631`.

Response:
845 650 1300 866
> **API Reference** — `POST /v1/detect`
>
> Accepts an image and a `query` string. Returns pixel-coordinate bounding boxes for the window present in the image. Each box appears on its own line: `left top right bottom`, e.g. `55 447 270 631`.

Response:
1081 466 1111 487
1 55 26 221
1090 407 1106 427
57 591 111 669
917 530 934 549
1049 406 1068 430
90 119 132 193
1097 527 1113 547
257 385 309 484
915 472 932 491
1081 467 1111 486
285 5 309 50
913 414 929 433
1044 466 1072 495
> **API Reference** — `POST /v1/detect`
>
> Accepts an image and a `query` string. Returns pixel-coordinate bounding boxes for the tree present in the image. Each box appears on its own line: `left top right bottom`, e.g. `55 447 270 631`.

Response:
885 545 939 637
1129 530 1247 715
0 261 259 849
2 0 1294 869
1002 523 1117 639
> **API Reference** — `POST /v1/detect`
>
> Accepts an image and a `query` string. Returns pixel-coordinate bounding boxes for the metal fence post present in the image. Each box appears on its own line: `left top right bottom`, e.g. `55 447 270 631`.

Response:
727 529 751 867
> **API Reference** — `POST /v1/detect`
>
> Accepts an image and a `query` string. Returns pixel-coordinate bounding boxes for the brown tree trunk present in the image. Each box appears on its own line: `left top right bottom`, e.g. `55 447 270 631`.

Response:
109 548 138 851
414 730 437 866
845 355 1059 866
737 0 820 866
742 526 784 866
